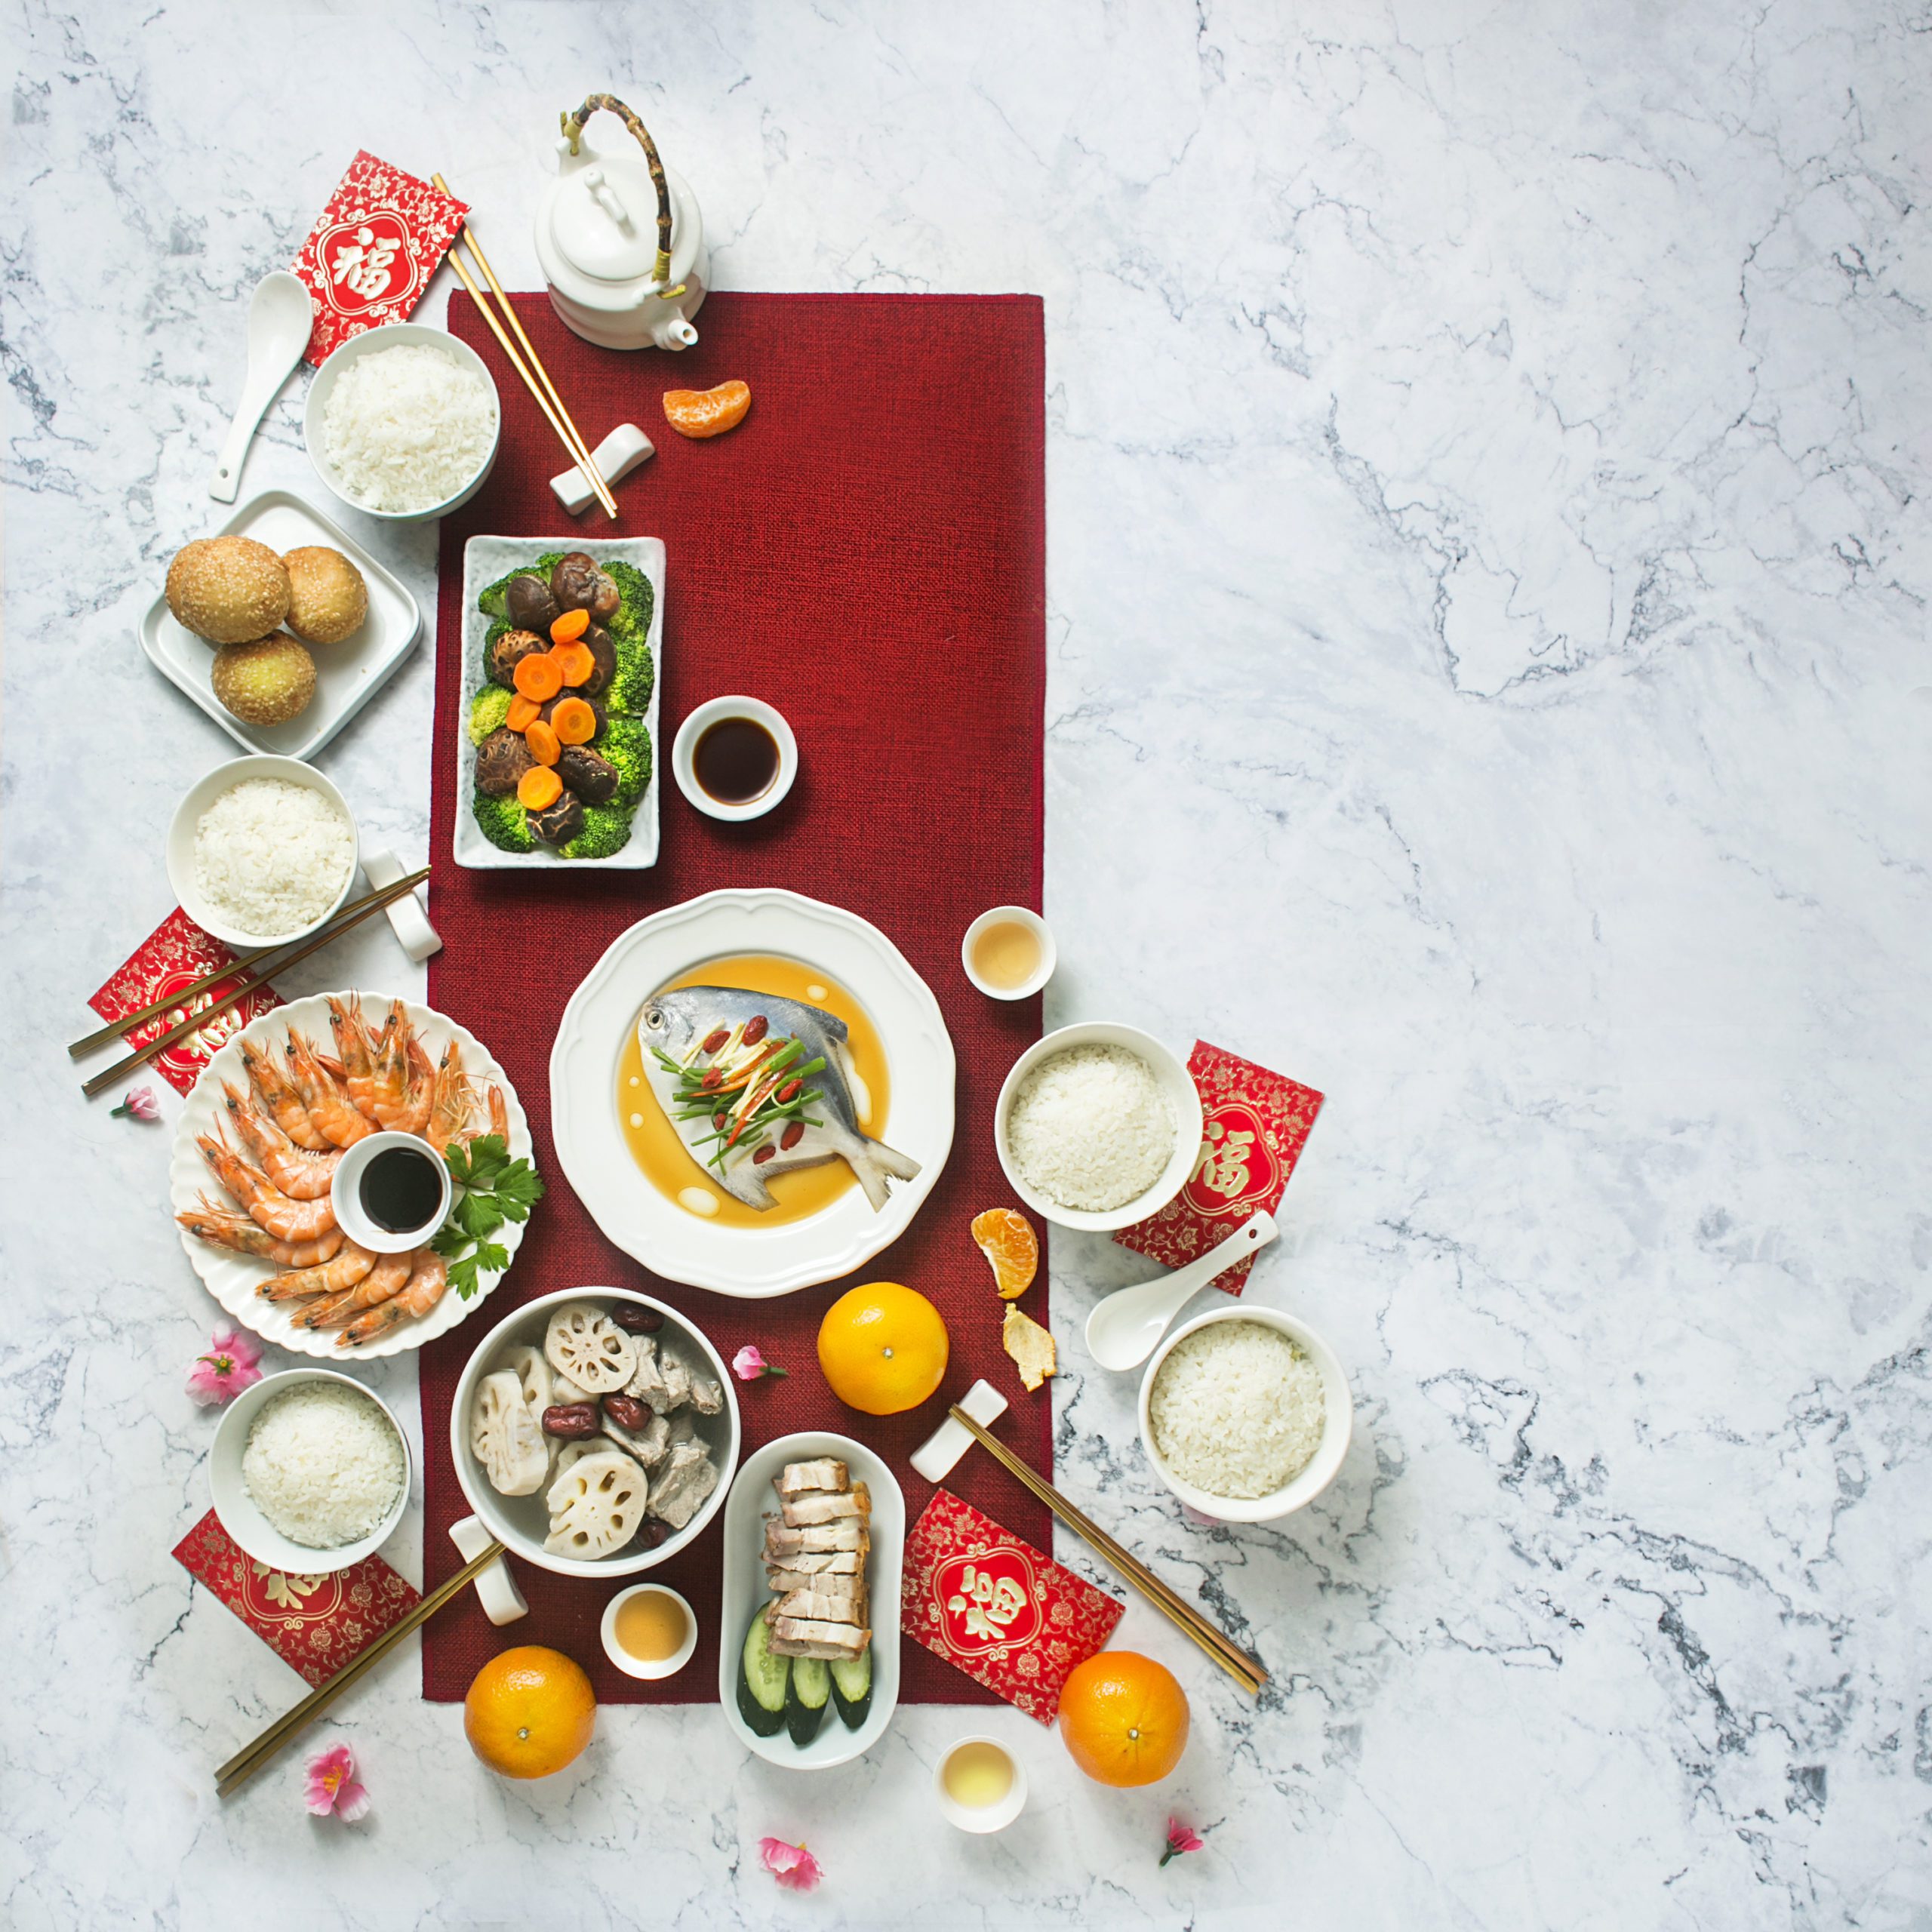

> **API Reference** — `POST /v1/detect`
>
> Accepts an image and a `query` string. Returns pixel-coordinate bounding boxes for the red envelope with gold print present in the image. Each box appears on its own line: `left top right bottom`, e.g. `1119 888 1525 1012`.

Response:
900 1491 1123 1724
1112 1040 1324 1293
174 1510 420 1687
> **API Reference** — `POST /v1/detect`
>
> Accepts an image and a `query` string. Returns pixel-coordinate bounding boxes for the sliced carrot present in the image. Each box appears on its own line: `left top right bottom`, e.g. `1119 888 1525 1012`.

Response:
525 719 561 767
550 696 597 746
552 640 595 688
513 651 564 702
549 608 590 645
517 766 562 811
506 694 540 732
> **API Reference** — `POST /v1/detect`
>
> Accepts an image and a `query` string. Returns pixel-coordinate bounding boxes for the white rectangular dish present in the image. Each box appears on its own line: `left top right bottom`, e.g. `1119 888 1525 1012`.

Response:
137 488 421 761
718 1431 903 1769
452 535 663 871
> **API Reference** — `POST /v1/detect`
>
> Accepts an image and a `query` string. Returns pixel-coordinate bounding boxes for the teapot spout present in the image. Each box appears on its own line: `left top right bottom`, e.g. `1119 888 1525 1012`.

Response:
652 312 699 351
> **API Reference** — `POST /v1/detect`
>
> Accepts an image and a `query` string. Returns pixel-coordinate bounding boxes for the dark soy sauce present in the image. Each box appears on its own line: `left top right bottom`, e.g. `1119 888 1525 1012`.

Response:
361 1144 445 1234
694 716 781 804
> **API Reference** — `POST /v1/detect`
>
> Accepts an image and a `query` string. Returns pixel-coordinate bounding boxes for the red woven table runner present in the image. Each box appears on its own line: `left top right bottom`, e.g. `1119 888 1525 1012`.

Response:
420 292 1048 1703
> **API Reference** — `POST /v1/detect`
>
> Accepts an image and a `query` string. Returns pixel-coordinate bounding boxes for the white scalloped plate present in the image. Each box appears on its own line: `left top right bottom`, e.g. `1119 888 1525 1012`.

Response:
168 992 533 1359
549 889 955 1298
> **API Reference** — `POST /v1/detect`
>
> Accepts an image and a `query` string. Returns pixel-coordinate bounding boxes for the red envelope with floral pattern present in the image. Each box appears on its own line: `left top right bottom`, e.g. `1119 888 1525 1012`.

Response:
174 1510 420 1687
900 1491 1123 1724
1112 1040 1324 1293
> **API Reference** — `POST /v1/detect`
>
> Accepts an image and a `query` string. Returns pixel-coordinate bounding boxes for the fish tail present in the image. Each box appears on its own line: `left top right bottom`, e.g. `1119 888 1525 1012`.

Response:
844 1134 921 1211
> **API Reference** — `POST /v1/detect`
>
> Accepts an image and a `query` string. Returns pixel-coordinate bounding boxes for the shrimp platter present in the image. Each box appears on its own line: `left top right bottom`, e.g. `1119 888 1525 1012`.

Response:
168 992 531 1361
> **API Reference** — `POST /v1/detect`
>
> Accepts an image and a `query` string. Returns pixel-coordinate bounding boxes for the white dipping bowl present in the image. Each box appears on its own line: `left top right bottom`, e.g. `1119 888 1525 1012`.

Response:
993 1022 1204 1232
1138 1304 1352 1524
303 322 500 524
961 905 1055 1001
934 1735 1029 1833
210 1367 411 1573
601 1582 700 1681
449 1286 740 1580
671 695 798 823
330 1130 454 1254
166 753 358 950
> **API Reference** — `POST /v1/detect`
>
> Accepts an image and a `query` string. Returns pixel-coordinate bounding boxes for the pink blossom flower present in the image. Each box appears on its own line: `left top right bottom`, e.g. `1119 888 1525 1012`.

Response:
303 1741 370 1821
186 1327 264 1407
111 1086 160 1122
758 1837 821 1891
733 1344 786 1381
1160 1817 1204 1867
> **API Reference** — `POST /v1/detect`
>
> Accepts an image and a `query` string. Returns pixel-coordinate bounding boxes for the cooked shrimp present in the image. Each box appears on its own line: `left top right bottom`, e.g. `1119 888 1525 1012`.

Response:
370 1002 431 1133
297 1250 414 1329
222 1083 342 1199
256 1241 377 1303
241 1037 331 1152
338 1249 448 1347
177 1201 343 1268
285 1031 376 1148
327 995 382 1124
426 1039 477 1150
198 1134 339 1242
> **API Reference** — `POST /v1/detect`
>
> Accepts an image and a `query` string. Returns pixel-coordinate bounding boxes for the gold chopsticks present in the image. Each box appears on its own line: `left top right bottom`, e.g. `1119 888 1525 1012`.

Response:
433 174 620 521
215 1537 506 1799
78 867 429 1100
948 1404 1269 1695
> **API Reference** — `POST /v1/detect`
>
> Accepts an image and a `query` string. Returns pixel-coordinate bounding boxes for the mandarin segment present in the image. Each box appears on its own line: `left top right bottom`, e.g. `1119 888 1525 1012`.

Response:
662 379 751 439
971 1207 1039 1301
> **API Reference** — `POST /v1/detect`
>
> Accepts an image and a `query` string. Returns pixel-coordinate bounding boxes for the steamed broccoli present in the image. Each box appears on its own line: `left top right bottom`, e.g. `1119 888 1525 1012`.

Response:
472 789 537 854
535 550 565 576
601 558 655 645
477 567 544 620
467 685 514 746
599 718 652 808
607 638 654 715
562 802 634 861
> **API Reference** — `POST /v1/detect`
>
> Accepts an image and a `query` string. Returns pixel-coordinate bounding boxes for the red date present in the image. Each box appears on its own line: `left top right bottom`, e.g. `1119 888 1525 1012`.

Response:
742 1014 769 1044
612 1303 664 1334
604 1393 651 1430
542 1403 598 1439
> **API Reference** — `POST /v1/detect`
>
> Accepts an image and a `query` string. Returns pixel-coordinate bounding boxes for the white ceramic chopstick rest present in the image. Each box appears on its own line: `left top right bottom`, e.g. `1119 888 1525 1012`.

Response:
551 423 654 515
1084 1211 1278 1373
448 1512 527 1626
360 847 441 962
209 271 313 503
910 1378 1011 1485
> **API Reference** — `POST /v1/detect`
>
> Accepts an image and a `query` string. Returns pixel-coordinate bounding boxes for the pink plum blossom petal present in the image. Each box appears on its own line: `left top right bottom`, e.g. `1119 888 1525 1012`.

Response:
304 1742 369 1820
186 1327 265 1407
758 1838 822 1891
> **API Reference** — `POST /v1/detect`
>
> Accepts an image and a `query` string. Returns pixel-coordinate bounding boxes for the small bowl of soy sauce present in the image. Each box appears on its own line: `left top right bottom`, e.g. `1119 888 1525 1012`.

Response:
330 1131 454 1254
671 695 798 823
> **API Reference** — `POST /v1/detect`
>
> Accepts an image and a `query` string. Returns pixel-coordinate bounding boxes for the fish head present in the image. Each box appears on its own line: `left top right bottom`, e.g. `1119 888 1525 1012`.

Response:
637 987 717 1064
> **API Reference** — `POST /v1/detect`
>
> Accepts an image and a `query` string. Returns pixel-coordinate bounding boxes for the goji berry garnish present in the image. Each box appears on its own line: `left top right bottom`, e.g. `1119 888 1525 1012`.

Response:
776 1078 801 1104
752 1143 777 1164
700 1067 723 1092
701 1028 731 1055
780 1121 804 1150
742 1015 769 1044
712 1112 728 1131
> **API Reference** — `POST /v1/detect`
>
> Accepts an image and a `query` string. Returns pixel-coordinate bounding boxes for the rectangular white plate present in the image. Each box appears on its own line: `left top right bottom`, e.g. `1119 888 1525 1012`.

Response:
718 1431 903 1769
137 488 422 761
452 534 663 870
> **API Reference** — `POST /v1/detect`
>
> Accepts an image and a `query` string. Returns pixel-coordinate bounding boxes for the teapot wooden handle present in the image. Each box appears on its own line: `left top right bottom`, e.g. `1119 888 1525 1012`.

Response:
560 94 678 290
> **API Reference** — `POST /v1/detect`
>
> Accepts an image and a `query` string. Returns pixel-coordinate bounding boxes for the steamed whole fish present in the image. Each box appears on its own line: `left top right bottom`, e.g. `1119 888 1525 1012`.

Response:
637 987 921 1212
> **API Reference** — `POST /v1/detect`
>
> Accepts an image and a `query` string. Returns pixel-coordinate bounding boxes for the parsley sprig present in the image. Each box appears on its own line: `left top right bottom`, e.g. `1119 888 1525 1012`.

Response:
429 1134 544 1300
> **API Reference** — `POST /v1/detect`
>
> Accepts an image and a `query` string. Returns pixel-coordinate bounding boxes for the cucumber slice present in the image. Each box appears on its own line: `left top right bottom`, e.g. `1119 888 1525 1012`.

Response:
828 1644 872 1730
737 1608 789 1737
786 1656 832 1747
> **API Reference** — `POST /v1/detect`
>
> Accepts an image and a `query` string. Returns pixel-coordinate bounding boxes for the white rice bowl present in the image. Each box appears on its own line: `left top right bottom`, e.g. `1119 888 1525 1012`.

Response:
1005 1043 1175 1213
1147 1318 1325 1500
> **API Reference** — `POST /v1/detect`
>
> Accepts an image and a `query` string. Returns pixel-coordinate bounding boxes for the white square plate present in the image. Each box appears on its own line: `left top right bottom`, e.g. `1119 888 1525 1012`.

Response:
452 534 663 870
137 489 422 761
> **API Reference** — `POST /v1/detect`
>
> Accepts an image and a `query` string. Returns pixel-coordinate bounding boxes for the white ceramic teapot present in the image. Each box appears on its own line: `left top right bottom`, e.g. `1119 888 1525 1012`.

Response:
534 94 709 352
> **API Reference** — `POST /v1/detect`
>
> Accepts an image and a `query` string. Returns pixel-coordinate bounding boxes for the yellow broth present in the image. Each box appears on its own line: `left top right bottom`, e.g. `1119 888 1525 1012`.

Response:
616 954 893 1228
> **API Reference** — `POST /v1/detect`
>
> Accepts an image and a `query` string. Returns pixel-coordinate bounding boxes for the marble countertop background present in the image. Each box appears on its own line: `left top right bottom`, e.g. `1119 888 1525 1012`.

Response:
3 3 1927 1927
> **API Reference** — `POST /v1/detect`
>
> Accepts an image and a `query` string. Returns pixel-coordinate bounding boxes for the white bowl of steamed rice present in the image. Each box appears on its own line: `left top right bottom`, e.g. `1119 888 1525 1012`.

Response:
1138 1305 1350 1523
210 1368 411 1573
303 322 500 522
166 754 358 949
993 1023 1203 1232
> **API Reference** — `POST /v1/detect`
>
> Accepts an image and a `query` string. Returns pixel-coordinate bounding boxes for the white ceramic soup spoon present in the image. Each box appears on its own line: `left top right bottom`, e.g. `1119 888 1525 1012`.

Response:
208 270 313 502
1083 1211 1278 1373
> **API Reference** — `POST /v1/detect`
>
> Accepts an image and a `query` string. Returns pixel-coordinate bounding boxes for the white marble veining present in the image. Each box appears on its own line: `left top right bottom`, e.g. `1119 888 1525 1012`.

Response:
3 3 1928 1927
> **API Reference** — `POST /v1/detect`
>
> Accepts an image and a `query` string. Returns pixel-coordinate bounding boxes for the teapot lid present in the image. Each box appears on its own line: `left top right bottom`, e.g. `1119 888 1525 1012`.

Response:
549 153 664 284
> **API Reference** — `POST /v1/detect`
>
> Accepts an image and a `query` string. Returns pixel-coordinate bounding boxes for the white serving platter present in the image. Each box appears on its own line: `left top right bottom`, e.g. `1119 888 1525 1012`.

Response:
452 534 663 870
718 1432 903 1770
549 888 955 1298
168 991 532 1360
137 489 422 761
